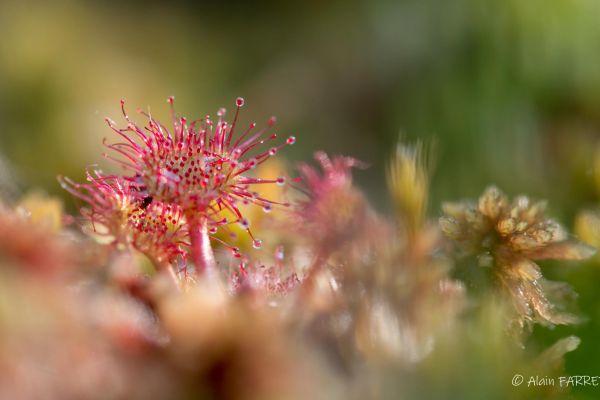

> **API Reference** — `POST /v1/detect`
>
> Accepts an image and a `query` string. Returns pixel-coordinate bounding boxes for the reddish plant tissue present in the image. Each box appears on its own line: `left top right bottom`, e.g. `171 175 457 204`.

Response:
60 170 187 270
62 97 295 280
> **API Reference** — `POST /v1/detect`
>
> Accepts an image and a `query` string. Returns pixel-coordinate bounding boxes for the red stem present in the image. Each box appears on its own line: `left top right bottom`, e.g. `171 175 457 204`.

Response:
190 218 217 277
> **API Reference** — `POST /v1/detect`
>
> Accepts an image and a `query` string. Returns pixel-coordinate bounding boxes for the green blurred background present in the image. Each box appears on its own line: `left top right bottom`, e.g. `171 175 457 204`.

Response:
2 0 600 398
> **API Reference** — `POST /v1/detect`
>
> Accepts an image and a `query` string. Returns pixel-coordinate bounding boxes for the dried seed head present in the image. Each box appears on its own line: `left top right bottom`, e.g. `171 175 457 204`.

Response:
440 186 594 334
440 186 592 258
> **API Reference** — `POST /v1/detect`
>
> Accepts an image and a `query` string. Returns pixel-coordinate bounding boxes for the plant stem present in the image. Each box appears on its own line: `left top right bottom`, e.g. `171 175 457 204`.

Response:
190 218 217 277
147 255 181 291
166 263 181 290
300 251 327 299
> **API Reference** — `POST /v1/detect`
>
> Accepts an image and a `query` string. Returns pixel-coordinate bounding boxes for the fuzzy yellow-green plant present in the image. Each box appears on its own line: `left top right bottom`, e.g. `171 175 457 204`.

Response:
574 210 600 256
573 144 600 257
17 191 64 232
387 142 433 236
352 143 463 365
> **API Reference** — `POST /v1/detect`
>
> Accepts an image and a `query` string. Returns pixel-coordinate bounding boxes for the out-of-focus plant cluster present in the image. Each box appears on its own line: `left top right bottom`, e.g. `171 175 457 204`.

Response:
0 95 594 399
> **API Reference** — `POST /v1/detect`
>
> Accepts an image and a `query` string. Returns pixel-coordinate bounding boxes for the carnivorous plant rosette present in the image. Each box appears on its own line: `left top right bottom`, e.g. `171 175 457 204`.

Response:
61 97 295 280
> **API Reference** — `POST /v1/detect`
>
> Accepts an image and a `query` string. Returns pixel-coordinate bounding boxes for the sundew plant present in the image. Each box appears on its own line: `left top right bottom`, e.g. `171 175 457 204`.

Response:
61 98 295 283
0 96 597 400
